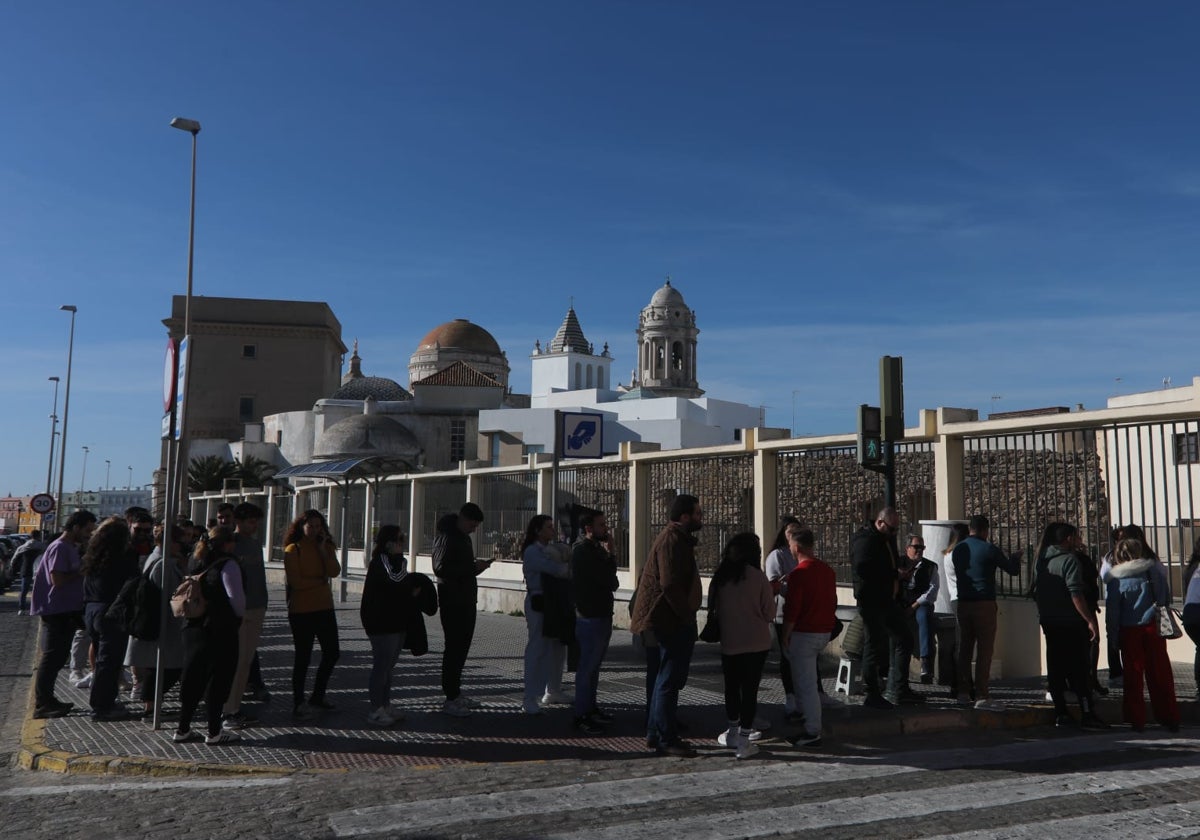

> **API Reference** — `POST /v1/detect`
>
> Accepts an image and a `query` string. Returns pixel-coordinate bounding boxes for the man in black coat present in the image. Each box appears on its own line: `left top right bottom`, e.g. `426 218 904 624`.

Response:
851 506 916 709
432 503 488 717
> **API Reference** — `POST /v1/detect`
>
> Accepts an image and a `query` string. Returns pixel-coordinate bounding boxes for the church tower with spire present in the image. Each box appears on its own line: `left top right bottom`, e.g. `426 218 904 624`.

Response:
530 306 614 396
635 279 703 398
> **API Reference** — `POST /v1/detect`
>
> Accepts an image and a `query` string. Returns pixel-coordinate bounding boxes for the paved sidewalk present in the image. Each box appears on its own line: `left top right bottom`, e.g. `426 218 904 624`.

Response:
6 583 1197 776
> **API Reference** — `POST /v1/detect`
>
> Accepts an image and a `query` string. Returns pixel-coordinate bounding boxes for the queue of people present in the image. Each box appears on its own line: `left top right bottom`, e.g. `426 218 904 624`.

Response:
23 497 1192 754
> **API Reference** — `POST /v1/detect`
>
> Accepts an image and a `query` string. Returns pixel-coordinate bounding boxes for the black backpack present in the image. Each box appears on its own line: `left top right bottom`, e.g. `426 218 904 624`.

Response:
107 569 162 641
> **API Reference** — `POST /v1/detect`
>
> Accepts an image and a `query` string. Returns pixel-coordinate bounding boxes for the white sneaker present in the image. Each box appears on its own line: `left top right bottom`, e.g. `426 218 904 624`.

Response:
442 698 471 717
974 699 1005 712
751 715 771 732
457 693 483 709
1044 691 1054 702
118 670 133 688
735 731 759 760
367 707 396 727
68 670 85 686
540 690 570 706
205 730 241 745
73 671 93 689
717 726 762 745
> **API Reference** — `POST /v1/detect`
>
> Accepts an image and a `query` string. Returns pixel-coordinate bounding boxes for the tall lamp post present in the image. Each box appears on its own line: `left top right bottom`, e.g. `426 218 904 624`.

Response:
157 115 201 731
45 376 60 495
105 459 111 491
127 466 133 491
55 306 77 514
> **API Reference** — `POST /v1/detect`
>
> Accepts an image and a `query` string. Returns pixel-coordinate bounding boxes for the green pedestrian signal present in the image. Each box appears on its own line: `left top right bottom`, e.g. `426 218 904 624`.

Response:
857 404 883 468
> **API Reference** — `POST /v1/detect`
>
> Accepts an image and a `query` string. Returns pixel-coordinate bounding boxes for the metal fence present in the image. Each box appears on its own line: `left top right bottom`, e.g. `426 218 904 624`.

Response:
374 482 412 535
475 472 539 561
962 428 1107 597
557 463 632 570
776 442 936 584
418 478 467 554
646 454 754 574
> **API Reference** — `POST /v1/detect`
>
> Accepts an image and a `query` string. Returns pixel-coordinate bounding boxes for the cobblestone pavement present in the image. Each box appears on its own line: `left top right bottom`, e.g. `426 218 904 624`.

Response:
5 583 1200 838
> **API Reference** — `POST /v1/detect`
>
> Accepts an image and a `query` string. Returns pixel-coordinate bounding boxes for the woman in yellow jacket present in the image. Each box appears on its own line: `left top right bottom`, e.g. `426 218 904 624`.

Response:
283 509 341 719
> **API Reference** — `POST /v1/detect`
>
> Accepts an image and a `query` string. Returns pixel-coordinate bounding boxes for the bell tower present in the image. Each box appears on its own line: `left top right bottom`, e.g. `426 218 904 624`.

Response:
635 279 702 398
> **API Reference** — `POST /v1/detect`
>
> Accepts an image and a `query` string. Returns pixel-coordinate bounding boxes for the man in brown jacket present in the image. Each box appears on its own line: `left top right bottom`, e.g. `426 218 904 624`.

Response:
630 494 703 757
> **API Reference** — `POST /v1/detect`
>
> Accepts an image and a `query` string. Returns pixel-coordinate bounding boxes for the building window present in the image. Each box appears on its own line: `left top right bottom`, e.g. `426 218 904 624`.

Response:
490 434 501 466
1175 432 1200 465
239 396 255 423
450 419 466 462
242 344 257 359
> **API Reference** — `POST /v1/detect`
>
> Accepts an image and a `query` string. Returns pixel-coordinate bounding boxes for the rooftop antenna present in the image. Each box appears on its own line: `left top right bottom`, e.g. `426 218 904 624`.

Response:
1164 376 1172 388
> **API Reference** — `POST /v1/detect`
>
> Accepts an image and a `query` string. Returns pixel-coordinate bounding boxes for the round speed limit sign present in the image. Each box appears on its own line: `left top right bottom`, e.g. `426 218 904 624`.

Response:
29 493 55 515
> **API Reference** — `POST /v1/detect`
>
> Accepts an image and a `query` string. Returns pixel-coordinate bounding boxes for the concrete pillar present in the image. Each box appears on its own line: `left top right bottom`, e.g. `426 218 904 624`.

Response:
408 478 425 569
624 442 650 582
536 461 554 515
935 434 965 520
753 438 777 548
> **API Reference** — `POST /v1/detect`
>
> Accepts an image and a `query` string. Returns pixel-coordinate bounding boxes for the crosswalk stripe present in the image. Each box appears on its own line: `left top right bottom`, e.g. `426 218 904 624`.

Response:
924 800 1200 840
542 759 1200 840
326 733 1172 837
0 777 291 797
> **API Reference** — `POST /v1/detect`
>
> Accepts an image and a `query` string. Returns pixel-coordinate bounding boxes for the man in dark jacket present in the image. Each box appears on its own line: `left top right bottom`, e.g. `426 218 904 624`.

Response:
571 511 619 735
630 494 703 757
432 503 488 717
12 530 47 615
851 506 914 709
1035 522 1106 729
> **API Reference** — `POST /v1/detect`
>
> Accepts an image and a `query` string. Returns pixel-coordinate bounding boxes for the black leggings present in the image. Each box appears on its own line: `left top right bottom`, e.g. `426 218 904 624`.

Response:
289 609 341 706
179 624 239 737
721 650 768 729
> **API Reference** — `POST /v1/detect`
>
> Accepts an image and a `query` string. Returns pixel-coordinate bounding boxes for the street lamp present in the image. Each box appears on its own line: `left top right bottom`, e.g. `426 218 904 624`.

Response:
169 115 200 512
80 445 90 500
127 465 133 491
105 459 111 491
45 376 60 495
791 389 801 438
54 305 77 513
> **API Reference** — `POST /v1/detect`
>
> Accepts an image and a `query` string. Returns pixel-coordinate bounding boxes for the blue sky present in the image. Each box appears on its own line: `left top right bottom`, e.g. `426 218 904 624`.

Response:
3 2 1199 497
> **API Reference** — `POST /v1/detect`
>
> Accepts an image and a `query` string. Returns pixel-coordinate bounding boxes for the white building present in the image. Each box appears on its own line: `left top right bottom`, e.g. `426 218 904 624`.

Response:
479 281 770 465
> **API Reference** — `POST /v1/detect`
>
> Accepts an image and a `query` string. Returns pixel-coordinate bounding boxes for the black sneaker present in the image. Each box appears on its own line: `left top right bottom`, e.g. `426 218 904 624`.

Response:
658 740 697 758
787 732 823 748
784 710 806 725
1054 713 1078 728
222 712 256 730
589 708 615 723
1080 712 1111 731
245 686 272 703
308 697 336 711
33 704 70 719
572 716 605 735
863 694 896 710
90 708 132 722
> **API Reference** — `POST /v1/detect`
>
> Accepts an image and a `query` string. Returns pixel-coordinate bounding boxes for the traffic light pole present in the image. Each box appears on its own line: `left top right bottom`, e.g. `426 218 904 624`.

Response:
882 440 896 509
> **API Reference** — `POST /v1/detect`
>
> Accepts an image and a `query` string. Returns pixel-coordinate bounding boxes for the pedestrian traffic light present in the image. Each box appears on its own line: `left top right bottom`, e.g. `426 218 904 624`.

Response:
857 404 883 467
880 355 904 441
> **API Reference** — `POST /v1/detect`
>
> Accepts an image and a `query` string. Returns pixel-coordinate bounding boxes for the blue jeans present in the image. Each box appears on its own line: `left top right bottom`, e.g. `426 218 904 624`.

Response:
18 574 32 612
648 623 696 746
574 616 612 717
367 632 406 708
914 603 935 659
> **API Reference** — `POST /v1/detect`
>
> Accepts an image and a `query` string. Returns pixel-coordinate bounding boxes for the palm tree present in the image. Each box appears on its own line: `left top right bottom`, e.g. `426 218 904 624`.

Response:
187 455 237 492
236 454 278 487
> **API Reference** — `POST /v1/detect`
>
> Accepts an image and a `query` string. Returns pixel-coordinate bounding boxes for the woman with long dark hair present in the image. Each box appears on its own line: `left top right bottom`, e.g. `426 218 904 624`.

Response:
521 514 570 715
360 525 421 727
710 531 773 759
174 526 245 745
81 516 138 721
764 516 802 719
283 509 341 719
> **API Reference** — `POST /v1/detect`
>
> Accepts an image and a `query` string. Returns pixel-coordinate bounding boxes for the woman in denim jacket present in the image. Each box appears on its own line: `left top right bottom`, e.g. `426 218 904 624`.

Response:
1105 537 1179 732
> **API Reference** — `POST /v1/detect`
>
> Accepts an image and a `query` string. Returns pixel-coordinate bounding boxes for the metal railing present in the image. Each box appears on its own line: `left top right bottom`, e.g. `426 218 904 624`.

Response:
646 453 754 574
418 478 467 554
475 471 538 561
557 462 632 569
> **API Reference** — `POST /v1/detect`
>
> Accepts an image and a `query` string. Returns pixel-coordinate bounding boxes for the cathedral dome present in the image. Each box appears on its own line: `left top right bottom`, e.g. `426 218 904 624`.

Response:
416 319 502 356
314 411 421 461
649 280 687 309
330 376 411 401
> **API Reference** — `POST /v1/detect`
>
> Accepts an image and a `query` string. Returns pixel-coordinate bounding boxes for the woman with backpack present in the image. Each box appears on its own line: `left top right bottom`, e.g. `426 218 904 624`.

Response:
283 509 341 719
81 516 139 721
173 526 245 745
